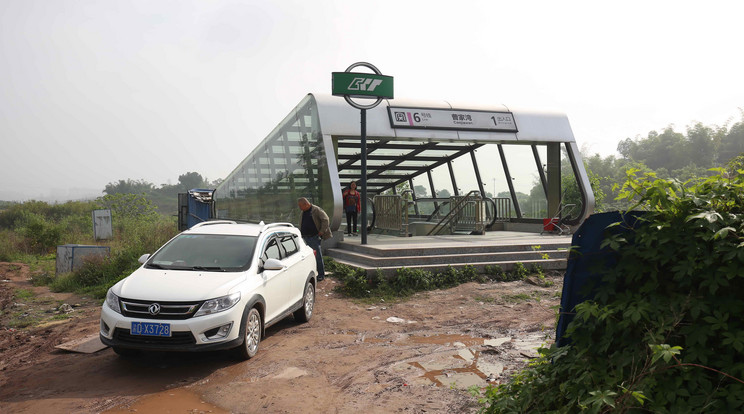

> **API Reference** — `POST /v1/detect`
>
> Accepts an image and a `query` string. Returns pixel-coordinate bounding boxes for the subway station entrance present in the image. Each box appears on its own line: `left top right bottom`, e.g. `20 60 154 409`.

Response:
214 93 595 239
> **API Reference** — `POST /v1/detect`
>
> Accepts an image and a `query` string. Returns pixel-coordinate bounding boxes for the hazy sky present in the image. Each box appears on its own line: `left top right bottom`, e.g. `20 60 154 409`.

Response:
2 0 742 202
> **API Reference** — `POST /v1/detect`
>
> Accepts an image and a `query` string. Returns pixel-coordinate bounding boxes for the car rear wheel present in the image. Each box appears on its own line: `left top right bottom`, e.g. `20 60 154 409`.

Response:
293 281 315 323
234 307 261 360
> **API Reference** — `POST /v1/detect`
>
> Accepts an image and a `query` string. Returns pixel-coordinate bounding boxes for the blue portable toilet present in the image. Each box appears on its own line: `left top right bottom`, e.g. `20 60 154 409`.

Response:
178 189 215 230
556 211 646 346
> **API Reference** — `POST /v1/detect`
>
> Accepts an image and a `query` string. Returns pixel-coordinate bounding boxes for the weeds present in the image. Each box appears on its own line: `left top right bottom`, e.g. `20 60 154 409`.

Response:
502 293 535 303
0 198 178 299
328 260 546 301
15 288 34 300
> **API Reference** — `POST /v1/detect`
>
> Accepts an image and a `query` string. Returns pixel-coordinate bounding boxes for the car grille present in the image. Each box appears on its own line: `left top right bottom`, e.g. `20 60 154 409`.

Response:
119 298 203 320
113 328 196 346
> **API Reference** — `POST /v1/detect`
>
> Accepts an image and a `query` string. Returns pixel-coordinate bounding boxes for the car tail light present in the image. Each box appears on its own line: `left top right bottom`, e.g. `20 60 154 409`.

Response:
313 249 317 257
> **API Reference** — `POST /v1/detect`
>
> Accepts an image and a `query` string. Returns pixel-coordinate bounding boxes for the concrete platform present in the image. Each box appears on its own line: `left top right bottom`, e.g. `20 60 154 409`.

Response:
326 231 573 276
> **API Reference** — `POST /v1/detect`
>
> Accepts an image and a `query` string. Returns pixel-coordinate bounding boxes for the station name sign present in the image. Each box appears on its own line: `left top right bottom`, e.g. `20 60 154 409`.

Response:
387 107 518 132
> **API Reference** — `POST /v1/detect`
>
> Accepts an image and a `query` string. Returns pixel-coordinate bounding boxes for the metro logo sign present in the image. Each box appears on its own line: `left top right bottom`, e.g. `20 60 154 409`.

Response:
332 72 394 99
348 77 383 92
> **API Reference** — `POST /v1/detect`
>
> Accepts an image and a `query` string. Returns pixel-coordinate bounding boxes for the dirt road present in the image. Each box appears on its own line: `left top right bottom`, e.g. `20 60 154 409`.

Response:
0 262 561 413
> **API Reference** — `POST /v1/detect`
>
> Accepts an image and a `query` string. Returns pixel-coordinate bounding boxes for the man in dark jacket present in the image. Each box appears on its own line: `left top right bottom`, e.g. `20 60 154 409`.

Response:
297 197 331 281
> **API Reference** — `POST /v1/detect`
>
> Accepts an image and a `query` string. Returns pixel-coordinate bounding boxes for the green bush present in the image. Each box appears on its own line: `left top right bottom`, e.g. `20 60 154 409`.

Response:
482 164 744 413
484 264 504 279
51 246 143 298
384 267 434 294
0 197 178 299
17 211 63 253
51 216 177 298
330 262 493 300
0 229 21 261
327 260 371 297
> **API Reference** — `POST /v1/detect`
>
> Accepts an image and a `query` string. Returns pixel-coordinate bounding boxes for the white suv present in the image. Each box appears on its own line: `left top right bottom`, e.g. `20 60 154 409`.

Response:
100 221 317 359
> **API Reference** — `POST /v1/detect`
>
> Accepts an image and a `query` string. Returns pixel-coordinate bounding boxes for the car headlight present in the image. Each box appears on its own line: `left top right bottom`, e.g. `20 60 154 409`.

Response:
194 292 241 317
105 289 121 314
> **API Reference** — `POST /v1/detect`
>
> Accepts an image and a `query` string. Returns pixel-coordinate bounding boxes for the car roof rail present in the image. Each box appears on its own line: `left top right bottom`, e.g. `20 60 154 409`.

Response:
260 222 294 232
190 220 237 229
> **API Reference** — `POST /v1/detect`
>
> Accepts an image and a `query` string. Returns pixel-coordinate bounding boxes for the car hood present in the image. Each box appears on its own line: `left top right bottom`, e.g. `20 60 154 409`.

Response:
113 267 246 301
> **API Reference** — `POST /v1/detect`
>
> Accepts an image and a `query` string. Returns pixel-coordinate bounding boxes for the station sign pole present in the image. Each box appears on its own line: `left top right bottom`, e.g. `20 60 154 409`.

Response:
332 62 393 245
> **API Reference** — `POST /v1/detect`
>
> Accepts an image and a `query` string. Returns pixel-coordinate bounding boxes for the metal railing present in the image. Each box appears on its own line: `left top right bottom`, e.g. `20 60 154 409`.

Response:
448 195 488 234
369 191 507 236
492 197 512 222
371 191 415 236
427 191 487 235
372 194 402 232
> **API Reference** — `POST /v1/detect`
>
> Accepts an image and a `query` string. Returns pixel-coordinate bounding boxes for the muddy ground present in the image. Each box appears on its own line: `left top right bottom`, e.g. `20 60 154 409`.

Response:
0 262 562 413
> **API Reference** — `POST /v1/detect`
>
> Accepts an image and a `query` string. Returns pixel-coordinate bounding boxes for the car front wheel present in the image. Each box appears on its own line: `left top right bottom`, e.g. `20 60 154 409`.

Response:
293 281 315 323
234 307 261 360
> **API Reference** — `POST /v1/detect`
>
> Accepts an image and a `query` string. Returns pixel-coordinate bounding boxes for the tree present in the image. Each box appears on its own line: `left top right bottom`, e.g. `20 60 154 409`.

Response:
437 189 451 198
686 122 715 167
178 172 207 190
96 193 158 220
413 185 428 197
103 179 154 195
718 115 744 164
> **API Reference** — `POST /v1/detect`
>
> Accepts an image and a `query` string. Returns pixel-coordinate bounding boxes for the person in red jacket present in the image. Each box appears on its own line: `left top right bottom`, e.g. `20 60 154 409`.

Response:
342 181 361 236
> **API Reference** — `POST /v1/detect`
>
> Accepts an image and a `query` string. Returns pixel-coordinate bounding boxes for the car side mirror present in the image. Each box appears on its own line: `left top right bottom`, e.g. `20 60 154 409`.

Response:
262 258 285 271
138 254 151 264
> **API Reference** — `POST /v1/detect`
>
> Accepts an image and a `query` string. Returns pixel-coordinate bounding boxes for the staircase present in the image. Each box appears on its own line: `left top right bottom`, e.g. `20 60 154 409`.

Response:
325 233 572 276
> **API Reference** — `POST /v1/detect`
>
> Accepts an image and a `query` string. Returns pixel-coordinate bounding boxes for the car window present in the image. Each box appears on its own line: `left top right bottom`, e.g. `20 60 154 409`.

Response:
148 234 256 271
280 235 298 257
261 238 282 263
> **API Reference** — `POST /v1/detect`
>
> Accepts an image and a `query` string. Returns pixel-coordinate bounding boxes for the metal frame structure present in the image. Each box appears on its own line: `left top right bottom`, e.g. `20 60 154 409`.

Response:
215 93 595 234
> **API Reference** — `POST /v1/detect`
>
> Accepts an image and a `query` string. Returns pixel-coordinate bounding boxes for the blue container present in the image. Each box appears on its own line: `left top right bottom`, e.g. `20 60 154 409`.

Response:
186 189 215 229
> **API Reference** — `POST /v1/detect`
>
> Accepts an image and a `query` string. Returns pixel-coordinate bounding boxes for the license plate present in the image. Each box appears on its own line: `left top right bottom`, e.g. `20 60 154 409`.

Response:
131 321 171 337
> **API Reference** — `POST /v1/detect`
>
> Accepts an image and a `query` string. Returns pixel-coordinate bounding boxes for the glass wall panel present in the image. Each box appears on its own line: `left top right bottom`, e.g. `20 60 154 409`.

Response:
500 144 547 219
450 153 479 196
560 144 585 224
215 95 332 226
429 163 454 198
410 173 434 216
473 144 512 217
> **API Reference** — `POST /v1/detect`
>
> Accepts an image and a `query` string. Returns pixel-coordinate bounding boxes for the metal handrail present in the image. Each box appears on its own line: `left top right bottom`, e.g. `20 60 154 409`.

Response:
427 190 483 235
370 192 414 236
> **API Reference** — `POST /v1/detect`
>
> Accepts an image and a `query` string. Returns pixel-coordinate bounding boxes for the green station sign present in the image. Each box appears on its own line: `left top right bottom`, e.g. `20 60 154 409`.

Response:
332 72 394 99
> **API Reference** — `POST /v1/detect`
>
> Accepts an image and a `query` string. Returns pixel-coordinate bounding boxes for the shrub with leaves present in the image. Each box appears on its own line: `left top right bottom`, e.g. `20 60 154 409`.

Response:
483 162 744 413
51 217 177 298
16 211 62 253
329 261 500 299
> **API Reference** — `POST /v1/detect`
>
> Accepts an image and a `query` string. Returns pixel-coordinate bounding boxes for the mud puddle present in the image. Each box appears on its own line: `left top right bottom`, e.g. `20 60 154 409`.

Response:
104 388 229 414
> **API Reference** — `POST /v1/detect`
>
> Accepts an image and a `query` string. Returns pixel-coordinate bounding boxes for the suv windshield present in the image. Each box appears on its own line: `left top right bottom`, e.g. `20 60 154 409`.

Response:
147 234 257 272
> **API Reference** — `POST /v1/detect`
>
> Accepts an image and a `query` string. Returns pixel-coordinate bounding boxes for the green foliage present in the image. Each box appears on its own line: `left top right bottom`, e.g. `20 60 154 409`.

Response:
52 248 138 298
96 193 159 221
0 200 101 255
103 178 155 195
328 260 534 300
101 172 212 215
481 166 744 413
18 212 63 253
0 229 21 261
0 197 178 299
178 171 208 190
15 288 34 300
51 217 177 298
484 263 529 282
